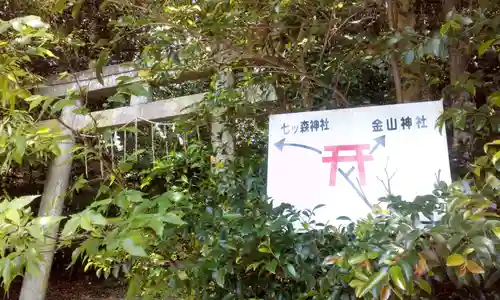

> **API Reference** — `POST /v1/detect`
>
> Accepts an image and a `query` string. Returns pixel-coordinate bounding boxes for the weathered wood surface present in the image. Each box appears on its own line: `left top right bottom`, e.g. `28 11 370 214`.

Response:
36 65 139 98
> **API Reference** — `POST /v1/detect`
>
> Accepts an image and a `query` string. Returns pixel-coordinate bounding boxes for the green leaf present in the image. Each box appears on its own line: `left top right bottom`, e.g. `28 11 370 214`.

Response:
488 91 500 107
5 209 21 225
397 260 413 282
478 39 497 56
358 267 389 297
313 204 326 211
440 23 450 36
222 213 242 220
13 135 27 164
96 50 110 85
390 265 407 290
2 259 12 290
61 217 80 237
27 224 44 240
450 20 461 29
258 247 273 254
51 98 75 113
464 80 476 96
71 0 84 18
471 236 495 253
349 279 365 288
466 260 485 274
348 253 367 264
336 216 351 221
122 238 147 257
245 261 262 272
162 212 186 225
125 83 150 97
178 270 189 280
118 161 134 173
354 270 369 281
71 248 81 264
89 212 107 225
80 214 93 231
266 259 278 274
286 264 297 277
212 269 225 287
404 50 415 65
148 218 164 236
446 253 465 266
8 195 39 209
0 22 11 34
33 216 65 227
416 278 432 294
25 95 49 111
53 0 69 12
26 255 41 277
492 227 500 239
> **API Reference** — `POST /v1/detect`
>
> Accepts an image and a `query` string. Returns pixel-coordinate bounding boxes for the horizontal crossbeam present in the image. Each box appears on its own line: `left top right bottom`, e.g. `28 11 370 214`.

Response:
39 83 277 131
36 65 139 98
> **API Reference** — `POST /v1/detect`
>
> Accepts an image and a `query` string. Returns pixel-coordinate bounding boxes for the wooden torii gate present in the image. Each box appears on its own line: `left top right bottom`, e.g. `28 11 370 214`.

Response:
19 65 276 300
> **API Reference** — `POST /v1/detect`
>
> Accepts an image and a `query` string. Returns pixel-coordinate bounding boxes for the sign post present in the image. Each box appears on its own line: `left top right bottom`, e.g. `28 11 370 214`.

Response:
267 100 452 226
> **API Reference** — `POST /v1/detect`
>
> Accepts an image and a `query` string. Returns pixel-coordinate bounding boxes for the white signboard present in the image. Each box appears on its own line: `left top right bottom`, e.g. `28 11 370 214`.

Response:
267 100 451 226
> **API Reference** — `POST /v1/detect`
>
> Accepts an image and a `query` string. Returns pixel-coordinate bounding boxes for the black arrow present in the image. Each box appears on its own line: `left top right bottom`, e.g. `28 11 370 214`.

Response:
274 138 322 154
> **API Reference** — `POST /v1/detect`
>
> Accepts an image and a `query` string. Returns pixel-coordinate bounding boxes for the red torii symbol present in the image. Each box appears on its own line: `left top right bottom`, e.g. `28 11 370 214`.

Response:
322 144 373 186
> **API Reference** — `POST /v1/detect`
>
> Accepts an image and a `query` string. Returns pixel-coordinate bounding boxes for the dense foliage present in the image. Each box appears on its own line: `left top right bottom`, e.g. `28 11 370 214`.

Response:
0 0 499 300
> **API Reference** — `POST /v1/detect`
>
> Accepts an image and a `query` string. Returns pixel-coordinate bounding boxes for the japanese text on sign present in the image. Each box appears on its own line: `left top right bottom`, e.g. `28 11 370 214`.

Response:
281 118 330 135
372 115 428 132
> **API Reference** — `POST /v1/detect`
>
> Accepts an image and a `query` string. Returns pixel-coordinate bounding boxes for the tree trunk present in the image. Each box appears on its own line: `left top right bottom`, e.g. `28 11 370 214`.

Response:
398 0 421 102
386 0 404 103
443 0 474 151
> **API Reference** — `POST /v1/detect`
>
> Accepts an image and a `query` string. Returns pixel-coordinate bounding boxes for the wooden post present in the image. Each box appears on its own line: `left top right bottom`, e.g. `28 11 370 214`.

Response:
211 70 235 163
19 100 83 300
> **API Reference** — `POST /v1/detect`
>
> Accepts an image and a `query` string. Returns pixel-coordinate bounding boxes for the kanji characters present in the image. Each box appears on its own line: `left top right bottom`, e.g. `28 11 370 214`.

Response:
372 119 383 132
320 118 330 131
310 120 320 132
416 115 428 128
369 115 428 132
298 118 330 133
386 118 398 131
300 120 309 133
401 116 412 130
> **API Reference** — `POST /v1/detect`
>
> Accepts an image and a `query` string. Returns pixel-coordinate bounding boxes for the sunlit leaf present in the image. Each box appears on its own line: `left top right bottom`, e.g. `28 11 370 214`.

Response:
389 265 406 290
61 217 80 237
8 195 39 209
5 209 21 225
478 39 497 56
416 278 432 294
148 218 165 236
178 270 189 280
358 268 388 297
446 254 465 267
466 260 485 274
163 212 186 225
492 227 500 240
122 238 147 257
